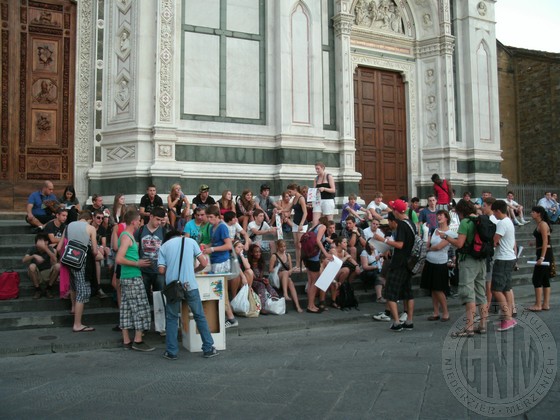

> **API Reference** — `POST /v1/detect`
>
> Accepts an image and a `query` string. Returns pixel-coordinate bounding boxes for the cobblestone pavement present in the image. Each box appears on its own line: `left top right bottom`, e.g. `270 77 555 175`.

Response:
0 301 558 420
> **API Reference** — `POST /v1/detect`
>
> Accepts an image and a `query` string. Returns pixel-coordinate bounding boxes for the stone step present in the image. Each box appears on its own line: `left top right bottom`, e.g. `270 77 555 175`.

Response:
0 293 116 314
0 307 119 331
0 234 37 246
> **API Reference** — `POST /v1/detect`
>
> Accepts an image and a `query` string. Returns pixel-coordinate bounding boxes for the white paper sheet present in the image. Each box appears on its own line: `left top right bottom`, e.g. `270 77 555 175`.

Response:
370 238 391 254
315 256 343 292
276 214 283 240
307 188 320 206
527 261 550 266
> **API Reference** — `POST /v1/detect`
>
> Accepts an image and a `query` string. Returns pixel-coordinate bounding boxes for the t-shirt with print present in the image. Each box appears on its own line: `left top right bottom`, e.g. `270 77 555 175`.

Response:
43 221 65 244
366 201 388 217
419 208 438 231
135 225 164 274
183 220 204 243
209 222 230 264
139 194 164 224
494 217 516 261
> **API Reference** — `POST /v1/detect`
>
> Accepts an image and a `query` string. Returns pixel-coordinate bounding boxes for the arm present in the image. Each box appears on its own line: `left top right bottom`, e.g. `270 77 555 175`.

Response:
439 232 466 250
316 225 333 260
195 253 208 273
268 253 277 272
536 223 550 265
299 196 307 228
46 246 58 265
22 253 42 264
373 231 404 250
88 226 99 256
26 203 35 222
56 228 67 255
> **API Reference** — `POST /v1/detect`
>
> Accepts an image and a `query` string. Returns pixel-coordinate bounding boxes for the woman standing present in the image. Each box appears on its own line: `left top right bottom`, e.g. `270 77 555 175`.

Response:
303 216 332 313
287 183 308 271
527 206 553 311
421 210 457 322
312 162 336 225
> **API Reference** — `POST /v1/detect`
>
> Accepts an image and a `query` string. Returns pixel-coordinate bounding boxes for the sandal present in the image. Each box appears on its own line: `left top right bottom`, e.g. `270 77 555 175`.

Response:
331 302 341 309
427 315 440 321
376 297 387 303
318 301 327 310
473 326 487 334
451 330 474 338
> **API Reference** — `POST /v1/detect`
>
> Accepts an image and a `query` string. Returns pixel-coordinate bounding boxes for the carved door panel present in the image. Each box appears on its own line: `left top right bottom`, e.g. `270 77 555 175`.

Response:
0 0 76 211
354 66 407 202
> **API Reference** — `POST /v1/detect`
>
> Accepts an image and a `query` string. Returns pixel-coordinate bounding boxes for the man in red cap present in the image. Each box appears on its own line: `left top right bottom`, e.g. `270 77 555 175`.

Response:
373 199 416 331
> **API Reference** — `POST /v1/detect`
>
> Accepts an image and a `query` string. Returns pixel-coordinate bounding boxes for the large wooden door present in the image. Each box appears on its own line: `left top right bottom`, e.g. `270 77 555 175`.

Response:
354 66 407 202
0 0 76 211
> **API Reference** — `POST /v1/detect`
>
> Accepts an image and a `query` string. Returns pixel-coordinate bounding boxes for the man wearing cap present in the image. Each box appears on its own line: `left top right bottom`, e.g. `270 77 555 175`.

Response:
192 184 216 210
254 184 278 224
373 199 415 332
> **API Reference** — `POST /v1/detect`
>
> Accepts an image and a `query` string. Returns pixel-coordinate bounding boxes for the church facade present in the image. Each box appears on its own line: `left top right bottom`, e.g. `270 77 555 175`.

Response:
0 0 507 210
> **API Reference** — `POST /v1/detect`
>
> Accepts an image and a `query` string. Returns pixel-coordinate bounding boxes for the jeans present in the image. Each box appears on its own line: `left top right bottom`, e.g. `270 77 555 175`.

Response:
165 288 214 356
547 210 559 223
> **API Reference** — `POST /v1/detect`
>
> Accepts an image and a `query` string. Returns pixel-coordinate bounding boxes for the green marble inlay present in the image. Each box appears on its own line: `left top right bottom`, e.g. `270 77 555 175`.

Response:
457 160 501 174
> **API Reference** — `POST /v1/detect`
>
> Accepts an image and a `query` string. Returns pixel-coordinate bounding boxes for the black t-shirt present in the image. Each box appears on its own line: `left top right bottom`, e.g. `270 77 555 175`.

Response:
139 194 164 224
389 219 415 268
25 246 54 271
192 194 216 210
43 220 65 244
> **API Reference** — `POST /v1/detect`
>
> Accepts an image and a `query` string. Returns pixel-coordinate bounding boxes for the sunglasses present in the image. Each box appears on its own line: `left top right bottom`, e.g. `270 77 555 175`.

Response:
95 216 103 220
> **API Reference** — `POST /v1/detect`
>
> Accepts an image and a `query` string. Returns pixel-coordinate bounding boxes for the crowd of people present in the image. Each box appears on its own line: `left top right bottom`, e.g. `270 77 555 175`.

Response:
21 169 556 358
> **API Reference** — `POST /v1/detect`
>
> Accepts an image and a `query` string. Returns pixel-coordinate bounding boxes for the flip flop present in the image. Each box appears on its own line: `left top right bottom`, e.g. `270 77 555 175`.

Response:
427 315 440 321
526 307 542 312
306 308 323 314
542 307 550 311
73 326 95 333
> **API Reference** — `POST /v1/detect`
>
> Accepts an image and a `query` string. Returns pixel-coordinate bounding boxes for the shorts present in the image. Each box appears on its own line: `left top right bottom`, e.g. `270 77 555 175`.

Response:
119 277 151 331
485 257 494 282
303 259 321 272
491 259 515 292
458 256 486 305
70 266 91 303
29 265 58 284
383 266 413 302
211 259 231 274
313 199 335 216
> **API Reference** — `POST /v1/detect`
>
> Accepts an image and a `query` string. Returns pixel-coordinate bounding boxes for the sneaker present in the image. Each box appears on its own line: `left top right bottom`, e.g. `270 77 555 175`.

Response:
45 287 55 299
402 322 414 331
97 289 109 299
159 331 167 337
123 342 133 350
225 318 238 328
163 351 178 360
376 297 387 303
399 312 408 322
131 341 155 352
373 312 391 322
112 325 121 332
497 319 516 332
390 323 403 332
203 347 219 358
32 288 42 299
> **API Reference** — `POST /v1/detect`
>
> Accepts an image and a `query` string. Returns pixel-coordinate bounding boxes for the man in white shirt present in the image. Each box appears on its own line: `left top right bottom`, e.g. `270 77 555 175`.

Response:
367 191 389 221
505 191 528 225
491 200 517 332
247 209 277 253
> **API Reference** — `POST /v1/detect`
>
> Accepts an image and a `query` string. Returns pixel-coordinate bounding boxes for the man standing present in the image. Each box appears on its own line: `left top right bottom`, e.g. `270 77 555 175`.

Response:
254 184 277 224
135 207 166 298
431 174 453 211
158 230 218 360
419 195 438 233
192 184 216 210
139 184 164 225
373 200 415 331
57 211 98 332
491 200 517 331
43 208 68 246
203 205 238 329
26 180 58 231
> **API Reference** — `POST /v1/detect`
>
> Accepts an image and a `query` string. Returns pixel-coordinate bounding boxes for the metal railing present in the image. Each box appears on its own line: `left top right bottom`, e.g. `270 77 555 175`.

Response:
506 184 560 209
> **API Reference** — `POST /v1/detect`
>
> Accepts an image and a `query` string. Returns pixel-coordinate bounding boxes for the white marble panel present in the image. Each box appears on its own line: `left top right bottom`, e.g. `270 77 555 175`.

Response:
477 44 491 141
322 0 329 44
183 32 220 116
322 51 331 124
184 0 219 28
226 38 260 119
291 5 310 124
227 0 259 34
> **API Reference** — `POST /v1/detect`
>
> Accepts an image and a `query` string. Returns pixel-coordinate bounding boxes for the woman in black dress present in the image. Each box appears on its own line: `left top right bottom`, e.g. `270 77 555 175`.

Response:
527 206 553 311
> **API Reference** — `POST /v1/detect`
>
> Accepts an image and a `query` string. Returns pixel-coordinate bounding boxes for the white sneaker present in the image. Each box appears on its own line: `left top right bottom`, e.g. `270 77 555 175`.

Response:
373 312 391 322
399 312 408 322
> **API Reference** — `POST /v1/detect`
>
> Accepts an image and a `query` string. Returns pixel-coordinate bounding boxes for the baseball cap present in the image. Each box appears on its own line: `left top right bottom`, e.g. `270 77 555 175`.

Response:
389 199 407 213
199 184 209 192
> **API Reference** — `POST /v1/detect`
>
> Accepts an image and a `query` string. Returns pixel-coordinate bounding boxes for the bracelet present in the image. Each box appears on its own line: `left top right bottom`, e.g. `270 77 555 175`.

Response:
210 247 214 253
539 257 545 260
384 238 388 243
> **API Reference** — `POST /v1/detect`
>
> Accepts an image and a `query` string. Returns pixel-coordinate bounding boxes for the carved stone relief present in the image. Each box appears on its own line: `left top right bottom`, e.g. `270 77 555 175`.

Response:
353 0 404 35
157 0 174 123
158 144 172 158
477 2 487 17
106 145 135 161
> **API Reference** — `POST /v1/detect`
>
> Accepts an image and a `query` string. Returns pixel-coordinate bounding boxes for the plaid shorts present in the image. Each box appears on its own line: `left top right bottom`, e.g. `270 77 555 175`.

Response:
70 266 90 303
211 259 231 274
383 265 413 302
119 277 151 331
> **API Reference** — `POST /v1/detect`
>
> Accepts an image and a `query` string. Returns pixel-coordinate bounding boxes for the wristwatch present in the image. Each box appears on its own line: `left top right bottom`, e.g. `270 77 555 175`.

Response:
443 234 448 240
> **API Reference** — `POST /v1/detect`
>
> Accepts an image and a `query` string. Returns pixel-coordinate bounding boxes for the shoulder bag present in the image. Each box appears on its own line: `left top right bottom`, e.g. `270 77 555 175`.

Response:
162 238 186 304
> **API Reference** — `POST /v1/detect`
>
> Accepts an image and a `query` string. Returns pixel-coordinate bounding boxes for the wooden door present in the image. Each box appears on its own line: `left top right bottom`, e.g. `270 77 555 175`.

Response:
354 66 407 202
0 0 76 211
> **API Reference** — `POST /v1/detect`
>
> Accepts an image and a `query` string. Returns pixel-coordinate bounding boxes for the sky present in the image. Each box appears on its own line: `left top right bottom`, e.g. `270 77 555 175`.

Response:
495 0 560 53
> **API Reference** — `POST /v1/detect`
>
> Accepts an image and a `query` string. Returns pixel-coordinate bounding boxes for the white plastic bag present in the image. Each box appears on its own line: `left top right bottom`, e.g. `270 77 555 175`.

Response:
268 264 281 289
264 293 286 315
231 284 250 316
153 291 166 333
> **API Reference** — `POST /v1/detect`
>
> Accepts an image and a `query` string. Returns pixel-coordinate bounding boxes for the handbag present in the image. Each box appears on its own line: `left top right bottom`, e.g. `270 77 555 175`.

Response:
60 239 88 269
268 264 281 289
264 292 286 315
247 288 261 317
550 254 557 278
153 291 166 332
162 238 186 304
231 284 251 315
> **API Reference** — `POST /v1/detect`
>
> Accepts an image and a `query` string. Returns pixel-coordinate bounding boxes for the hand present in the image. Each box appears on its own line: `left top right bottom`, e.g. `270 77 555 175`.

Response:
33 254 45 264
325 253 334 262
203 247 213 255
355 267 362 275
137 259 152 268
373 234 384 242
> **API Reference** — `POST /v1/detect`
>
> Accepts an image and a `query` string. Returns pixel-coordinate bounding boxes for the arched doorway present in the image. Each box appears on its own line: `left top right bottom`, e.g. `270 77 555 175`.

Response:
0 0 76 211
354 66 407 202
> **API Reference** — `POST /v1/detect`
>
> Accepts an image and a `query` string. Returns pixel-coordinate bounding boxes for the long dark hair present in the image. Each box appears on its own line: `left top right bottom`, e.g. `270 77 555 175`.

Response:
248 243 264 271
455 199 477 219
532 206 552 232
62 185 76 202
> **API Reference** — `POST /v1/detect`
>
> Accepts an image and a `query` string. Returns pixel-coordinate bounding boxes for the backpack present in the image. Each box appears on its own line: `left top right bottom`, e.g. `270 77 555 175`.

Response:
460 215 496 259
300 225 319 259
0 270 20 300
403 220 427 275
336 281 359 309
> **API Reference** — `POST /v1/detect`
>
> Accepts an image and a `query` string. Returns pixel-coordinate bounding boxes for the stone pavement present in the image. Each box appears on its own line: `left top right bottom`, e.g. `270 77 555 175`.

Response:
0 283 558 419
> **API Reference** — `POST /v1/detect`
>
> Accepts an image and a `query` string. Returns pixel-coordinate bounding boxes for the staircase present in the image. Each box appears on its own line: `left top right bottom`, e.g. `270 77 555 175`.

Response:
1 216 559 334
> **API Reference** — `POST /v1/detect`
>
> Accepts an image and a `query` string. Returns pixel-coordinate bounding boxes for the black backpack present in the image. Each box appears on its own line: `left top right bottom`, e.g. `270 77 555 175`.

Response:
336 281 359 310
460 215 496 259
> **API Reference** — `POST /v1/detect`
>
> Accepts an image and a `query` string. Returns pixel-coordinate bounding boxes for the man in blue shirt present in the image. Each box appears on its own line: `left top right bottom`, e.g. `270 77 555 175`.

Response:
26 180 58 231
158 230 218 360
537 192 559 223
